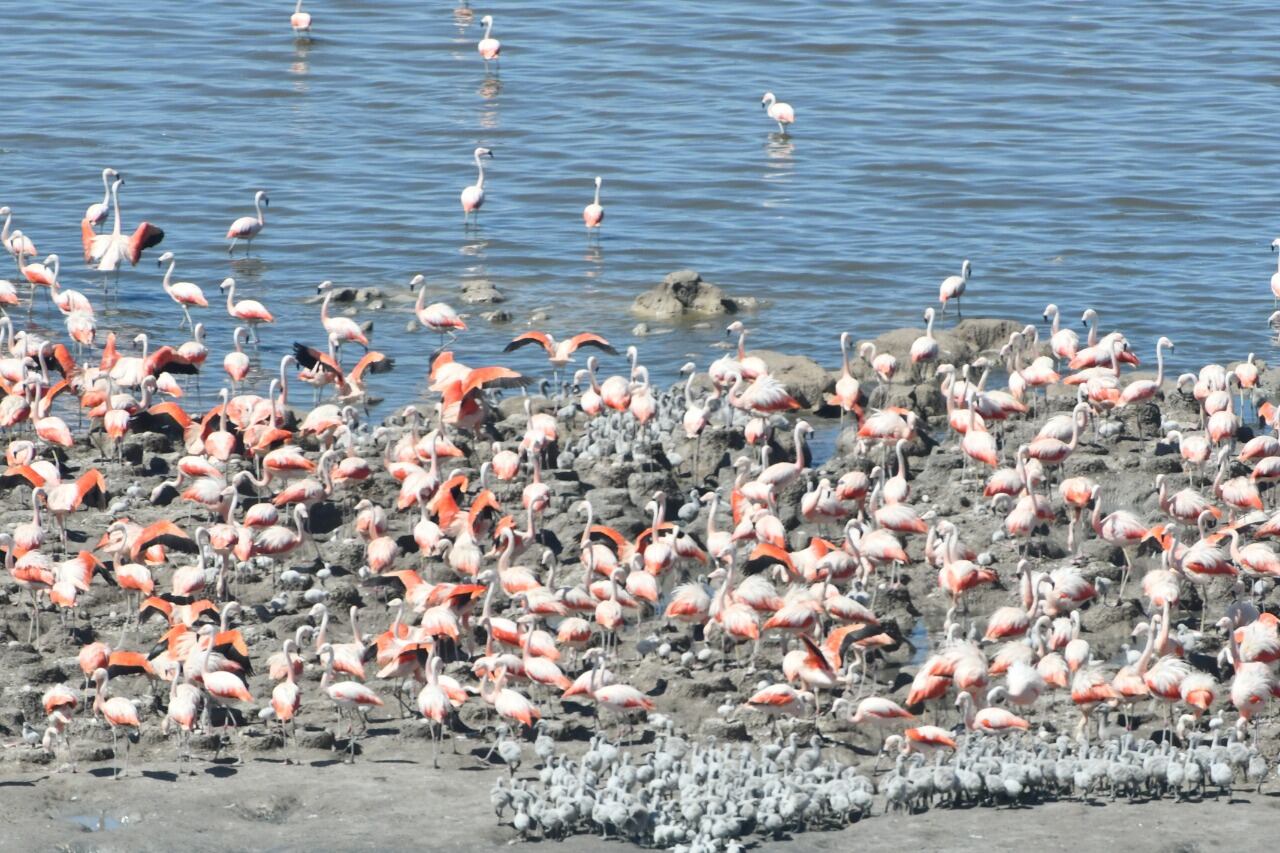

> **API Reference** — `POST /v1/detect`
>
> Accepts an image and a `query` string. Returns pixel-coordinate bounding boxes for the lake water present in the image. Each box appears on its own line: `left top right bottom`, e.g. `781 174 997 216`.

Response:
4 0 1278 416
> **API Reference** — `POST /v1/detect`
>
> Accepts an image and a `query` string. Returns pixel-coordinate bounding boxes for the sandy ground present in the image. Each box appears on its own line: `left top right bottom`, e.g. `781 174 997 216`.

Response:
4 754 1279 852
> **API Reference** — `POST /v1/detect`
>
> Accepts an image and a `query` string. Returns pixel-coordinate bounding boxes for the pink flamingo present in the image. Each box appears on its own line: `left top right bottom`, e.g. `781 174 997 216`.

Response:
477 14 501 62
317 280 370 351
226 190 268 254
156 251 208 329
224 327 250 389
460 147 493 224
761 92 795 133
220 278 274 341
583 176 604 234
410 274 467 347
0 208 36 258
86 178 164 271
84 168 120 227
291 0 312 34
1117 336 1173 437
938 259 971 318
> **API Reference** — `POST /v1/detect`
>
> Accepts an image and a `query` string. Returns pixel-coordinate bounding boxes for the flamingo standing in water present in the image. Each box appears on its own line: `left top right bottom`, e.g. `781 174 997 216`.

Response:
84 168 120 227
410 274 466 348
477 14 501 63
583 176 604 236
939 259 972 318
0 207 36 258
1271 238 1280 304
85 178 165 272
156 251 208 329
761 92 795 133
226 190 268 254
291 0 312 34
220 278 274 342
317 280 370 354
461 147 493 225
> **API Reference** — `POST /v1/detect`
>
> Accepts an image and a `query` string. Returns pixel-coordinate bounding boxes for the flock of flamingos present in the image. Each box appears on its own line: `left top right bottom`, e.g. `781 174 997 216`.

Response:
5 1 1280 847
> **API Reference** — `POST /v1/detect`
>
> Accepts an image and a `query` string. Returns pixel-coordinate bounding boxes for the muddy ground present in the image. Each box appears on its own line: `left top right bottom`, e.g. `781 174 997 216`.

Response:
0 318 1276 849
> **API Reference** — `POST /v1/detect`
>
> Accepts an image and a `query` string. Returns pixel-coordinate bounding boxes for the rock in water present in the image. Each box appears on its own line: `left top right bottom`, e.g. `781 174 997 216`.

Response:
630 270 757 320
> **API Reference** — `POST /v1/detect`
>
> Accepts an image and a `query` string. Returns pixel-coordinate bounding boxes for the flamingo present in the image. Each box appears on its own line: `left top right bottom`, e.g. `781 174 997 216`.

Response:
86 178 164 271
760 92 795 133
1043 303 1079 364
291 0 312 34
938 259 972 318
410 274 466 347
0 207 35 258
319 643 383 762
477 14 500 62
156 251 208 329
910 308 940 373
91 668 140 778
461 147 494 224
1117 336 1173 437
224 326 251 389
226 190 268 254
220 278 274 341
318 280 370 351
1271 237 1280 304
84 167 120 227
583 176 604 234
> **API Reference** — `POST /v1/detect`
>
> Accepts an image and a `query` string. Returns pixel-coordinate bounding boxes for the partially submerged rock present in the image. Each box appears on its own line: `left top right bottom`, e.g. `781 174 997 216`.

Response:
630 270 757 320
460 280 505 304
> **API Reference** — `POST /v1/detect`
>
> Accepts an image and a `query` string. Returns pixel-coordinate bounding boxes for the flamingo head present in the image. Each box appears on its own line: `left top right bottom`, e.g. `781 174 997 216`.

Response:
761 92 775 108
409 274 424 291
157 251 174 265
256 190 269 207
220 277 234 291
317 280 334 293
475 147 493 159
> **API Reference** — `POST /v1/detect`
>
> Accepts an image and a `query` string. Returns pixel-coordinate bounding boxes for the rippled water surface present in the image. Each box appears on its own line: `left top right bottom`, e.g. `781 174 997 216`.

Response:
5 1 1279 413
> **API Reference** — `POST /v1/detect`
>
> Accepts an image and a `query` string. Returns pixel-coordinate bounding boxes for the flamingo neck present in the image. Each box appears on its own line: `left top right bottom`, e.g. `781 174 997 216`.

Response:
110 182 122 237
475 154 486 188
593 182 601 206
255 195 265 225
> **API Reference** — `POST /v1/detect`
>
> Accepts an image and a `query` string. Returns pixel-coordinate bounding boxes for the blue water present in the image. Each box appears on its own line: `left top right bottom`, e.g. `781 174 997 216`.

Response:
4 0 1278 415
